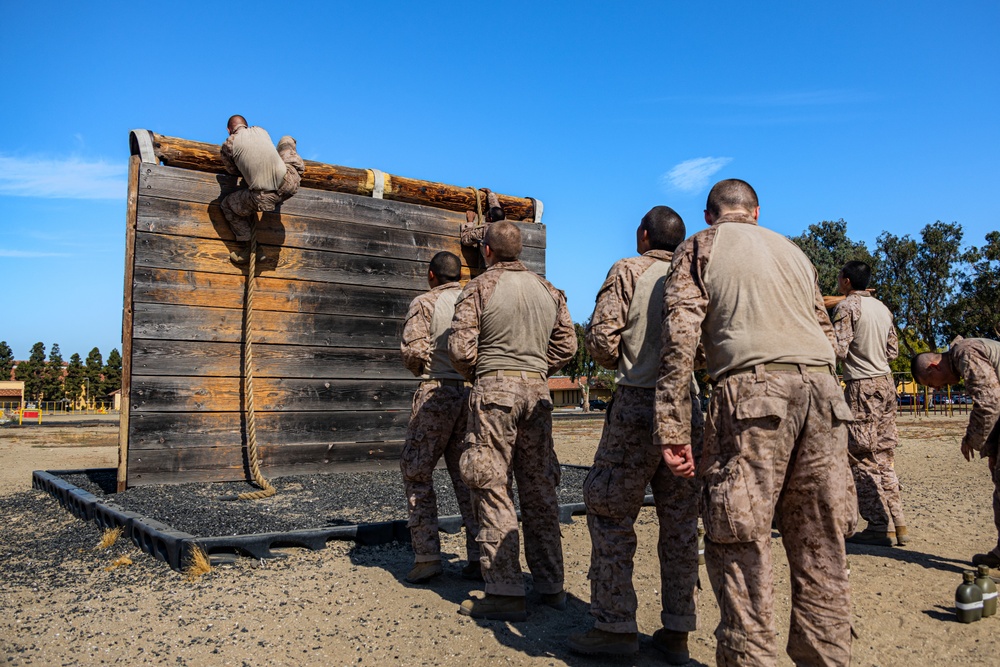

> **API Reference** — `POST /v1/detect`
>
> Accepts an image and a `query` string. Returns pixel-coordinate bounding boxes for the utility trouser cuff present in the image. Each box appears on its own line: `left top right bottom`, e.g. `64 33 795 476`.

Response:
660 613 697 633
594 619 639 634
413 554 441 564
532 580 565 595
484 582 525 596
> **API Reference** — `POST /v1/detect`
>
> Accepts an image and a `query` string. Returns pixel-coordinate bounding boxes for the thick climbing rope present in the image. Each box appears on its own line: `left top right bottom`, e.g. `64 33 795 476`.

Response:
236 219 276 500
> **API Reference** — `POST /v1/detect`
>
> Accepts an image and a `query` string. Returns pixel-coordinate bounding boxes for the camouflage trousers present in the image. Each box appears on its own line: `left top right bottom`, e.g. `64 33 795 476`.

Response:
583 385 704 634
459 376 563 597
221 136 305 241
986 423 1000 558
400 381 480 563
701 368 856 667
844 375 905 531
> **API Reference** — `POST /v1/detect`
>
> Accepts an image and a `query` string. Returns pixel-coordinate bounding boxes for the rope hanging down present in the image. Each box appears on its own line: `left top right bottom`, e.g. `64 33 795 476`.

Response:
237 218 276 500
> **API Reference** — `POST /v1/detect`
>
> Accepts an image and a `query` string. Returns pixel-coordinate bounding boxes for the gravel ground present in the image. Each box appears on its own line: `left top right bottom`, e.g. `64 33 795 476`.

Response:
56 466 592 538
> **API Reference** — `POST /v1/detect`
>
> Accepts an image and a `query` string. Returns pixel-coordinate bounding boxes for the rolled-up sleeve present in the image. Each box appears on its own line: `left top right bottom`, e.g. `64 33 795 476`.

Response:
448 286 482 382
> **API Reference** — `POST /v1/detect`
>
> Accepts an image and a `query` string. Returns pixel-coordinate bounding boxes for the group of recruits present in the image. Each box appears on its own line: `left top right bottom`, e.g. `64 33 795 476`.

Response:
219 119 1000 667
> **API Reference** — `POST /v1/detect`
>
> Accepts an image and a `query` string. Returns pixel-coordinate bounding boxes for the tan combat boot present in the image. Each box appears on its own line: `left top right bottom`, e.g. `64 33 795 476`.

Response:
651 628 690 665
567 628 639 656
539 590 567 611
404 560 443 584
972 553 1000 569
895 526 910 546
458 594 527 622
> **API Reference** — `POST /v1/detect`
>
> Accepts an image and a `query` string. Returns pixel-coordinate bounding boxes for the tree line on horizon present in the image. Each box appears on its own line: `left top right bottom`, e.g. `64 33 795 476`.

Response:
562 219 999 382
0 342 122 404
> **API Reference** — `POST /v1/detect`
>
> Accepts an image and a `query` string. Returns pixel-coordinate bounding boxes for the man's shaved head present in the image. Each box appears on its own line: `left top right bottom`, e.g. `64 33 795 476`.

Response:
227 115 248 133
484 220 523 262
910 352 941 385
706 179 759 218
639 206 686 252
910 351 957 388
429 251 461 283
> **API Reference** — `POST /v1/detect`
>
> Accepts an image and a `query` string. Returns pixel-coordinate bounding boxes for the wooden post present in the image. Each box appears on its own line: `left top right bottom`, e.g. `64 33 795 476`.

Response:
117 155 140 492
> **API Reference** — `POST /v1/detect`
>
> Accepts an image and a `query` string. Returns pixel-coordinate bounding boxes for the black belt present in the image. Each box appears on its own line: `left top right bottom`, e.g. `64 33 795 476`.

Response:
478 370 546 380
719 363 833 381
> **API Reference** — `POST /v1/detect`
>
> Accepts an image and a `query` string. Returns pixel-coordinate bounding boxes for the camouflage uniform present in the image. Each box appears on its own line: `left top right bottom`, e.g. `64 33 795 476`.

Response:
654 212 856 667
449 260 576 597
220 126 305 241
948 337 1000 558
832 293 904 532
582 251 704 634
400 283 479 563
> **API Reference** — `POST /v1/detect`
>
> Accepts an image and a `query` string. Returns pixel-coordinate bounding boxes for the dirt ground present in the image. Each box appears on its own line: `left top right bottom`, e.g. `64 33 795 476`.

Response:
1 414 998 666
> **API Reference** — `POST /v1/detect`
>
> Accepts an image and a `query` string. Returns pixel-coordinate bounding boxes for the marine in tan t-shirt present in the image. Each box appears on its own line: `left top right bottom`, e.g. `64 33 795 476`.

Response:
448 221 576 622
398 252 480 585
831 261 906 547
567 207 701 661
654 179 856 667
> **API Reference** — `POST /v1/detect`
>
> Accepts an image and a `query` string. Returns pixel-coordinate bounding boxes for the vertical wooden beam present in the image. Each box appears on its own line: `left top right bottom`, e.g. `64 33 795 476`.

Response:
117 155 140 492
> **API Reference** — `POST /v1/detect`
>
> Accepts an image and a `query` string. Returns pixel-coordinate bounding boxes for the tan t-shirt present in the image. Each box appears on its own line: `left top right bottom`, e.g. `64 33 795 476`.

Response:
225 126 287 192
701 222 835 378
477 271 559 375
839 294 895 380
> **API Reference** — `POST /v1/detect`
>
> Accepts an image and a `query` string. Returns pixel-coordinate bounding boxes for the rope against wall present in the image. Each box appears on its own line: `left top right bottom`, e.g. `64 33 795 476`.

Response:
237 217 276 500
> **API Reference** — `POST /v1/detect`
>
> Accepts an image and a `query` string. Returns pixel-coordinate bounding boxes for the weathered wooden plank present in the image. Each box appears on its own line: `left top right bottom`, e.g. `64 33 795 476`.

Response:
133 303 402 348
136 164 547 248
128 410 411 450
132 230 546 286
136 195 546 252
127 442 405 487
147 132 539 221
119 155 140 492
130 376 418 412
133 267 418 318
131 340 412 379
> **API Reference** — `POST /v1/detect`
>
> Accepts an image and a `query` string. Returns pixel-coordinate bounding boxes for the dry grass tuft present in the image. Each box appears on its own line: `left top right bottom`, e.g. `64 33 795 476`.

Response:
104 555 133 572
97 526 123 549
184 546 212 581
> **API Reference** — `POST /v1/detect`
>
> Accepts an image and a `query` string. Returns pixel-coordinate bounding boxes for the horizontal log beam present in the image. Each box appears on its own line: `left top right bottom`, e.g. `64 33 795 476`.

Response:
145 132 539 221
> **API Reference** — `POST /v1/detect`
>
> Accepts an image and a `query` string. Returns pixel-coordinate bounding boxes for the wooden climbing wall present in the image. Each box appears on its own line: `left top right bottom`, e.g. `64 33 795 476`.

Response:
118 132 546 489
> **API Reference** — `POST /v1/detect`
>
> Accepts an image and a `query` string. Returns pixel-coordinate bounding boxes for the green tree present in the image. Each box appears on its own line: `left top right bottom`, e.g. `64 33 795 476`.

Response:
943 231 1000 340
15 342 47 402
43 343 65 402
875 221 966 353
102 348 123 395
84 347 103 403
0 341 13 381
65 353 86 407
789 219 874 295
565 322 596 381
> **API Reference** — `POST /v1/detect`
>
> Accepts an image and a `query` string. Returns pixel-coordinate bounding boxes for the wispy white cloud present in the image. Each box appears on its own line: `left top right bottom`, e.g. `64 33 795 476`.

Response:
0 155 126 199
661 157 733 194
0 249 72 258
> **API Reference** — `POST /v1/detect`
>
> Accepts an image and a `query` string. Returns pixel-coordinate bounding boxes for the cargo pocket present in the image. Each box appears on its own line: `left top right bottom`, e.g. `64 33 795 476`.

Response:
716 626 748 663
484 391 517 412
399 432 426 481
460 445 505 490
701 456 763 543
583 451 628 518
832 399 855 423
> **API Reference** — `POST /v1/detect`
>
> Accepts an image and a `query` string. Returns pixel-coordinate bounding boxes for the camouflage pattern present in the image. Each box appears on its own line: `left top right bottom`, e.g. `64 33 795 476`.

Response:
450 260 575 597
583 385 704 633
400 282 462 378
459 375 563 596
949 337 1000 558
654 215 855 666
584 250 673 371
844 374 905 531
448 260 576 383
831 293 899 365
400 381 479 562
220 133 306 241
950 337 1000 459
702 370 856 667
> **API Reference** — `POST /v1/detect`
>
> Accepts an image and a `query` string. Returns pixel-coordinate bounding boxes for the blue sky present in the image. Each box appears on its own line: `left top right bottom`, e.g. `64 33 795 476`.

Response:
1 2 997 360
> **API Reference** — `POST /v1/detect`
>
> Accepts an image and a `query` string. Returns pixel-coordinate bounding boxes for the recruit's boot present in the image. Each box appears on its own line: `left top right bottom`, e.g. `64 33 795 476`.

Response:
539 590 566 611
461 561 483 581
972 552 1000 569
651 628 691 665
458 594 527 622
895 525 910 546
567 628 639 656
846 529 895 547
405 560 443 584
